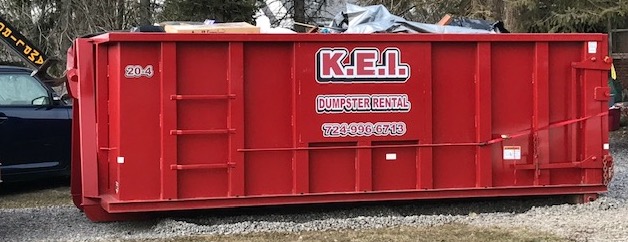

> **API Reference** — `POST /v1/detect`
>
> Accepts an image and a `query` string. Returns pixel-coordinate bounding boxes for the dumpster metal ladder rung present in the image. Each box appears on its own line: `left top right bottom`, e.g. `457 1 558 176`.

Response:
170 94 236 100
169 129 236 135
170 163 235 170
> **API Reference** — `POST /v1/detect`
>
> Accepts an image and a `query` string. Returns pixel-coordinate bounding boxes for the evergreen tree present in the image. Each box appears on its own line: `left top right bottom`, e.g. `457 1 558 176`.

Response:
510 0 628 33
158 0 258 23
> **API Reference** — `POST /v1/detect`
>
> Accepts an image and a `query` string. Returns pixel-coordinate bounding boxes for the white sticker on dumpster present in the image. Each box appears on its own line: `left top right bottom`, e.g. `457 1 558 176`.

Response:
588 41 597 54
503 146 521 160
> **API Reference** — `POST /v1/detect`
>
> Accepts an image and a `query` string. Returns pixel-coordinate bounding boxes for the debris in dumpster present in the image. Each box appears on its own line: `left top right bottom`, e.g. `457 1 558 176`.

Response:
293 22 319 33
130 25 165 32
255 16 296 33
159 21 205 26
163 21 260 33
447 16 510 33
436 14 454 26
327 4 505 34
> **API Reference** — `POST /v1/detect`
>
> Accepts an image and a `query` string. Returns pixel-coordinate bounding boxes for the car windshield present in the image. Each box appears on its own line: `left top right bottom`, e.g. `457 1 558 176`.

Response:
0 73 49 106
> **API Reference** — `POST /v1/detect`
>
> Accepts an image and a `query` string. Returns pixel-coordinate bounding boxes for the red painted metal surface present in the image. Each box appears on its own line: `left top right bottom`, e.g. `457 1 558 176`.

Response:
67 33 613 222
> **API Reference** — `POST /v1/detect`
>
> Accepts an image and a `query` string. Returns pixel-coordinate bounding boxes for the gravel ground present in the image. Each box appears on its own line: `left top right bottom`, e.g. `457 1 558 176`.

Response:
2 128 628 242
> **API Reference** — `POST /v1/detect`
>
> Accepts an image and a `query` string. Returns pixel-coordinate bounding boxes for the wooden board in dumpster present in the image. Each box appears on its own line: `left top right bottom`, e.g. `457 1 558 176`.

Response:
163 22 260 33
66 33 613 222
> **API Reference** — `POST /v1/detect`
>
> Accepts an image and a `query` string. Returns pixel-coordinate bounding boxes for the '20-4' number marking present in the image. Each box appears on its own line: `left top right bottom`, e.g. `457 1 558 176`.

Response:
125 65 154 78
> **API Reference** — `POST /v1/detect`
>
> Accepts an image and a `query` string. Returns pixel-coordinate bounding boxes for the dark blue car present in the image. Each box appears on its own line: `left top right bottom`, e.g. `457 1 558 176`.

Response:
0 65 71 183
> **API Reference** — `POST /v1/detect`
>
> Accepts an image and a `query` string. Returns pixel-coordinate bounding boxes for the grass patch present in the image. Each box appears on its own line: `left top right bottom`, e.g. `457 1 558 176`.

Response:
0 184 71 209
133 224 566 242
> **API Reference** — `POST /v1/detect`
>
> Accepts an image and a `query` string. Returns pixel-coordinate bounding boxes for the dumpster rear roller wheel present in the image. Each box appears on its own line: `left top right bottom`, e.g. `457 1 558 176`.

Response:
571 193 598 204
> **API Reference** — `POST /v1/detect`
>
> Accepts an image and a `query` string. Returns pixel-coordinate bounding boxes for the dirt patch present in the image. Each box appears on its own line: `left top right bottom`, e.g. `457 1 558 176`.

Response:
132 224 566 242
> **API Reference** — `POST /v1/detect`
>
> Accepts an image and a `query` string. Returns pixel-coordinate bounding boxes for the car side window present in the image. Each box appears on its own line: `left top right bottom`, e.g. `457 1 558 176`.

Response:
0 73 50 106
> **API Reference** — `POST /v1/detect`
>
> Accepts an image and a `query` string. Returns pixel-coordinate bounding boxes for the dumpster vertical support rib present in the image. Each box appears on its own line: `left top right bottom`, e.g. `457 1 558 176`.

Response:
160 42 178 199
77 39 99 199
292 43 309 194
228 42 245 197
533 42 551 186
96 44 110 192
582 66 594 184
579 40 604 185
475 42 492 188
569 63 578 172
599 36 610 178
417 42 433 189
356 141 372 192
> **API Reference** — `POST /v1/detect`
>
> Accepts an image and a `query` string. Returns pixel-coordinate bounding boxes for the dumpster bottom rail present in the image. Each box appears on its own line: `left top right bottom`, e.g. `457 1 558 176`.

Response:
106 185 606 213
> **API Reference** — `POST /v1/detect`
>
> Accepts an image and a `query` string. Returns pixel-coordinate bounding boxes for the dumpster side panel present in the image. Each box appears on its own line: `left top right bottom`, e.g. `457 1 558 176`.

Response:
295 42 425 194
491 43 535 187
115 43 162 200
548 42 584 185
371 140 417 190
174 42 231 199
243 43 294 196
431 43 477 189
309 142 358 193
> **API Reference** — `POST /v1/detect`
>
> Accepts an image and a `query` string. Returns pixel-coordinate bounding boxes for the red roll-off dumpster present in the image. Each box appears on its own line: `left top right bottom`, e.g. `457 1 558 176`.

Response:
67 33 614 222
